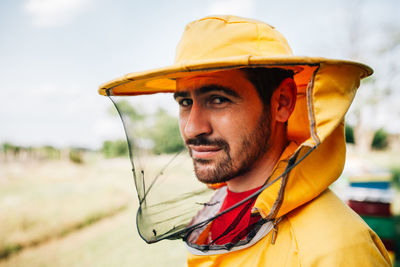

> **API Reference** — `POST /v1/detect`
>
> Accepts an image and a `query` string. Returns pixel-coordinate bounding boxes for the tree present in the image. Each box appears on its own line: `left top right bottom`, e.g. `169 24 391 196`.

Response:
106 100 184 155
69 148 84 163
371 128 389 150
148 108 185 154
109 100 144 121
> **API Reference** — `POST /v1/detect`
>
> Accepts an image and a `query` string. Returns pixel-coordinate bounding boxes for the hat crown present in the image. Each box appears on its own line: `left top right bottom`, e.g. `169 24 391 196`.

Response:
175 15 293 64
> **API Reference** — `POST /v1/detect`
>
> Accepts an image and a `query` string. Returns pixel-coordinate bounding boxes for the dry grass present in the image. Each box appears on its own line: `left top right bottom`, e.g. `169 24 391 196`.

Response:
0 156 188 266
0 158 134 259
0 206 186 267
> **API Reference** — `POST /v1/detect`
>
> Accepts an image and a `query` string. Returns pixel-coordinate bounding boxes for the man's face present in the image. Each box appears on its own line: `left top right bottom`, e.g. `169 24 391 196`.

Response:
174 69 271 184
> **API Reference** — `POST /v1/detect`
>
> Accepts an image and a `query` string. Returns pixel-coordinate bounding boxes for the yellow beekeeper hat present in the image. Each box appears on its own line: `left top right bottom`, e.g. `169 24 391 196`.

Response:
98 15 372 96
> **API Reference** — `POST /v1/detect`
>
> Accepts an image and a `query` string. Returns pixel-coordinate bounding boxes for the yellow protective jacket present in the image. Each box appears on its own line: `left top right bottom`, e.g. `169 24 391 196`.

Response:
188 189 390 266
186 63 392 266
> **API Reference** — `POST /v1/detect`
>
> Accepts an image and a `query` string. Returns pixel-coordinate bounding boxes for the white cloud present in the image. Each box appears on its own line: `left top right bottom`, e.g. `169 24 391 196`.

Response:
206 0 255 17
23 0 90 27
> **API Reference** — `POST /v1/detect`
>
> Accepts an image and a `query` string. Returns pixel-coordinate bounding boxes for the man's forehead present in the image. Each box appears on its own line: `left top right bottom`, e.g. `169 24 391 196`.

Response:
176 69 251 92
173 84 241 100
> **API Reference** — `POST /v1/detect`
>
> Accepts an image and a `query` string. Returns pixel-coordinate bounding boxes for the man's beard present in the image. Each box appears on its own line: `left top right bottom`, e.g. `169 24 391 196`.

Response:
186 111 271 184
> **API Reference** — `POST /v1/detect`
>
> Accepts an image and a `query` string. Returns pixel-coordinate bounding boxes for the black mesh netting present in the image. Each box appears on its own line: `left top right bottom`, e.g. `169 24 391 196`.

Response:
107 93 217 242
105 91 304 250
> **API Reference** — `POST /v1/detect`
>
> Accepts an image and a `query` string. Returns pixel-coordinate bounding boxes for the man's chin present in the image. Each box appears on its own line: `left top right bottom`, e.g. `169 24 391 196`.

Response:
193 162 233 184
195 174 232 185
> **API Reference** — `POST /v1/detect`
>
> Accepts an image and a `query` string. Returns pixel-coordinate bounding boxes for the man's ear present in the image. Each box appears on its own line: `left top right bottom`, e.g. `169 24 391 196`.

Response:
272 78 297 123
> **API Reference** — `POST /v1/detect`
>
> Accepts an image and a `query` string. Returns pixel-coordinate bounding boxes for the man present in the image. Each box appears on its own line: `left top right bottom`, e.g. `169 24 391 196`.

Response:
99 16 391 266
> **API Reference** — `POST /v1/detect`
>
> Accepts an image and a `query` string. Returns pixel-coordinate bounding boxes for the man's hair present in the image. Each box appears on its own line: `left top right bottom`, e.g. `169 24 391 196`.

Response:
241 67 294 109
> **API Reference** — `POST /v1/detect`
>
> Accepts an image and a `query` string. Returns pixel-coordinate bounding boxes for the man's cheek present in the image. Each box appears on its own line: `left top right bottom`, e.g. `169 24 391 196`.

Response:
178 119 187 140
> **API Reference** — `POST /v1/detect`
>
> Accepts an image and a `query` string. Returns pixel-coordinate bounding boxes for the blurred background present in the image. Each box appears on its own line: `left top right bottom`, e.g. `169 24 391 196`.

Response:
0 0 399 266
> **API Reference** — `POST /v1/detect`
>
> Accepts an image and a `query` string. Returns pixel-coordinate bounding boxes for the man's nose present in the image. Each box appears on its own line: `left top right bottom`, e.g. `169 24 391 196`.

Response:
184 103 212 138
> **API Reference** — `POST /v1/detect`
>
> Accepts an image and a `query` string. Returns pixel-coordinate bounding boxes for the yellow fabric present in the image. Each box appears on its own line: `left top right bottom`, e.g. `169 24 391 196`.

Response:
252 62 366 219
175 16 292 62
188 190 391 267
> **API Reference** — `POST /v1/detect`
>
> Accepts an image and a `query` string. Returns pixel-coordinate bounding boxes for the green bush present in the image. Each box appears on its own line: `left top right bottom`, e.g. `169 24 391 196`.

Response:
42 145 60 160
102 140 129 158
345 124 355 144
391 168 400 189
371 128 389 150
2 143 21 157
2 142 15 153
69 149 84 164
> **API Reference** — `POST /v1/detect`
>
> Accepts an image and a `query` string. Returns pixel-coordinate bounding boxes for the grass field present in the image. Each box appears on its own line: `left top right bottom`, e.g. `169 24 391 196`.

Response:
0 206 186 267
0 157 187 266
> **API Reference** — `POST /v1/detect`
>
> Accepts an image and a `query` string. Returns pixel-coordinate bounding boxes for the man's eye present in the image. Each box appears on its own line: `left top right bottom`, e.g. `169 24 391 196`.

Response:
210 96 229 104
179 99 192 107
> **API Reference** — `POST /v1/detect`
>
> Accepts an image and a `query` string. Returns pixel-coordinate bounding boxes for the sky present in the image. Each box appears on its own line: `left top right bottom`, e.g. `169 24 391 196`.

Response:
0 0 399 149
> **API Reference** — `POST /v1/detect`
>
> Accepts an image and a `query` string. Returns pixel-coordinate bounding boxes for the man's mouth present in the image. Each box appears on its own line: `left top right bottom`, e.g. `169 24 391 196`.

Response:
188 145 222 159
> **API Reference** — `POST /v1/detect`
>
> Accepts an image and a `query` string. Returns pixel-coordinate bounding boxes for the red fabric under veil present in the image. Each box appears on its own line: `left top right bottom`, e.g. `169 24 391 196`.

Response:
210 186 262 245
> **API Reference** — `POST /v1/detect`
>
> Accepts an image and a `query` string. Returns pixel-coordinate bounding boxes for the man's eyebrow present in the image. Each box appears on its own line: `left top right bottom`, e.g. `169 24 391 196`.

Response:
195 85 240 98
173 91 189 99
174 85 240 99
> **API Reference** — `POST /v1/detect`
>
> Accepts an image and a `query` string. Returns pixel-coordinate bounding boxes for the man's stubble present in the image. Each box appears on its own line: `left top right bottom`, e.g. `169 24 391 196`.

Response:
186 110 271 184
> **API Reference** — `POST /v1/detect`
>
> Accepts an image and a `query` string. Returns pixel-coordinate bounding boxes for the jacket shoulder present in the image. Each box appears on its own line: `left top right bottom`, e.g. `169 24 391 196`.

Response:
286 189 391 266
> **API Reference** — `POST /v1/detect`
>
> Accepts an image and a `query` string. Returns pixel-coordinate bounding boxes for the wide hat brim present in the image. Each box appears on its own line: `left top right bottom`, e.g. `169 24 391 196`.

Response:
98 55 373 96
